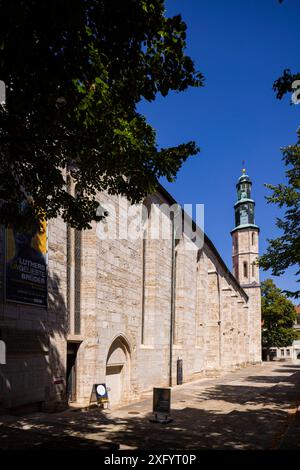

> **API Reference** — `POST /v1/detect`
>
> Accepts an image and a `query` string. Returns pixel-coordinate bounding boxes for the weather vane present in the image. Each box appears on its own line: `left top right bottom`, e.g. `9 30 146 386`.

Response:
242 160 246 174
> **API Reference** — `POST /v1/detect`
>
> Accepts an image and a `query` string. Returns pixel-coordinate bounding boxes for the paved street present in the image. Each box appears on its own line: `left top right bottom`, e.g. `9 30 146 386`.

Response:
0 362 300 450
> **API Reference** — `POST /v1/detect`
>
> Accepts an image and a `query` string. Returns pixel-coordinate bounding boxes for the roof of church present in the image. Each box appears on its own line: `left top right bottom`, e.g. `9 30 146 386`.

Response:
157 182 249 301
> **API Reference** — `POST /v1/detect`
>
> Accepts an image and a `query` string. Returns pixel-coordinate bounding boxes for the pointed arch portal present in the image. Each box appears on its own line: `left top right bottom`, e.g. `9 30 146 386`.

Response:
106 335 131 405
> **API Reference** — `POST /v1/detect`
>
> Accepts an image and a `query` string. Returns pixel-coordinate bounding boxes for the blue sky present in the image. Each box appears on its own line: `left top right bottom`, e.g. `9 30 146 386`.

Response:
137 0 300 295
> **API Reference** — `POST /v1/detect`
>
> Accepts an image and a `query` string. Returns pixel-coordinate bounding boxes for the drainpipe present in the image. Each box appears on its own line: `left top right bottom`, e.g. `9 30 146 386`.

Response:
169 212 175 387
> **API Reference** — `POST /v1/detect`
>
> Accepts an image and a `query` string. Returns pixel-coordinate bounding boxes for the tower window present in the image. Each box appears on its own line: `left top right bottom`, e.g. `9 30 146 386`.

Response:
235 236 238 251
252 232 255 245
243 261 248 278
252 263 255 277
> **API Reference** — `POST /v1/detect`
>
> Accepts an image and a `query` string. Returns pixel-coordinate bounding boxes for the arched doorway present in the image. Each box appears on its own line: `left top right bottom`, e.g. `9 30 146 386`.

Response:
106 336 131 405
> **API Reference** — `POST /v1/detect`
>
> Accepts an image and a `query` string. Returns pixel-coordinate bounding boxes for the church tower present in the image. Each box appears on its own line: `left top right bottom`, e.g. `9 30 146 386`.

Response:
231 167 261 363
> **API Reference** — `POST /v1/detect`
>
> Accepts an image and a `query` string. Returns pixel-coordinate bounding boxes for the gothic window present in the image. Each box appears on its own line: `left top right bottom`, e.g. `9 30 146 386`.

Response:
243 261 248 278
74 186 82 335
196 252 206 348
252 262 255 277
172 251 178 344
67 222 74 335
141 197 152 345
74 228 81 335
67 226 72 334
141 233 146 344
252 232 255 245
67 179 82 335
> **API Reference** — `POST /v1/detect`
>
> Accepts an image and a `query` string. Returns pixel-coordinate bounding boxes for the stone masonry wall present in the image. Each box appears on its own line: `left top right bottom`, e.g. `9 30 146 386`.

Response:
0 188 260 410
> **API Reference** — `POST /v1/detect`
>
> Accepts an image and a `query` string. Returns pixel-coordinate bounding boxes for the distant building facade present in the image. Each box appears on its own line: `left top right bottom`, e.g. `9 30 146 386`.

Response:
0 170 262 412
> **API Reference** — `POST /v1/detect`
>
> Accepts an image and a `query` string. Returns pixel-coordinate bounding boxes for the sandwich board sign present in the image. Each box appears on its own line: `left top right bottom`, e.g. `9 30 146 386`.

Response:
0 340 6 365
90 383 109 406
151 387 172 424
0 80 5 106
153 387 171 414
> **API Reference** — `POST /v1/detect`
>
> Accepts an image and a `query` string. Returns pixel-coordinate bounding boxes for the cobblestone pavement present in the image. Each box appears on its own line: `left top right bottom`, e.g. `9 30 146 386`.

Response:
0 362 300 450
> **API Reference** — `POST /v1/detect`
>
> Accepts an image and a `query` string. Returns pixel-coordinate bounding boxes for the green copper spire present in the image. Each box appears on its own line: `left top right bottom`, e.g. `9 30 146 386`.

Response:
231 167 259 233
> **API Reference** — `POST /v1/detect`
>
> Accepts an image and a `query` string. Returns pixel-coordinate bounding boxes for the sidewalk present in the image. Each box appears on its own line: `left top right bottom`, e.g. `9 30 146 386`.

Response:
0 362 300 450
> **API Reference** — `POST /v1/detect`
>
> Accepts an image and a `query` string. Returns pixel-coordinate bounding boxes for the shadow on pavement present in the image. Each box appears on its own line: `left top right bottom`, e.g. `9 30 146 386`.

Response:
0 424 119 450
0 364 299 450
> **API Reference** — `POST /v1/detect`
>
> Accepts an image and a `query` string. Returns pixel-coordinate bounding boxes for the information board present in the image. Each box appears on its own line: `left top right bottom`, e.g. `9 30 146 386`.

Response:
153 387 171 414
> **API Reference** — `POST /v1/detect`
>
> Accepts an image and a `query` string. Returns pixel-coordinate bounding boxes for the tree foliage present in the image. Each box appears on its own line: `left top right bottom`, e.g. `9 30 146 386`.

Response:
273 2 300 102
261 279 297 349
273 68 300 102
259 129 300 299
260 1 300 299
0 0 203 230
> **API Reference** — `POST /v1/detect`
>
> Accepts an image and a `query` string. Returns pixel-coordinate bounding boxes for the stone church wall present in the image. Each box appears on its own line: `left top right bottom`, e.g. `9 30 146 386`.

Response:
0 187 260 411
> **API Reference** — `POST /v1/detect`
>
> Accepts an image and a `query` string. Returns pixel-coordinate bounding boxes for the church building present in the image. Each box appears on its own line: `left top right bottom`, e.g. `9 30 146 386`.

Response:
0 169 261 411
